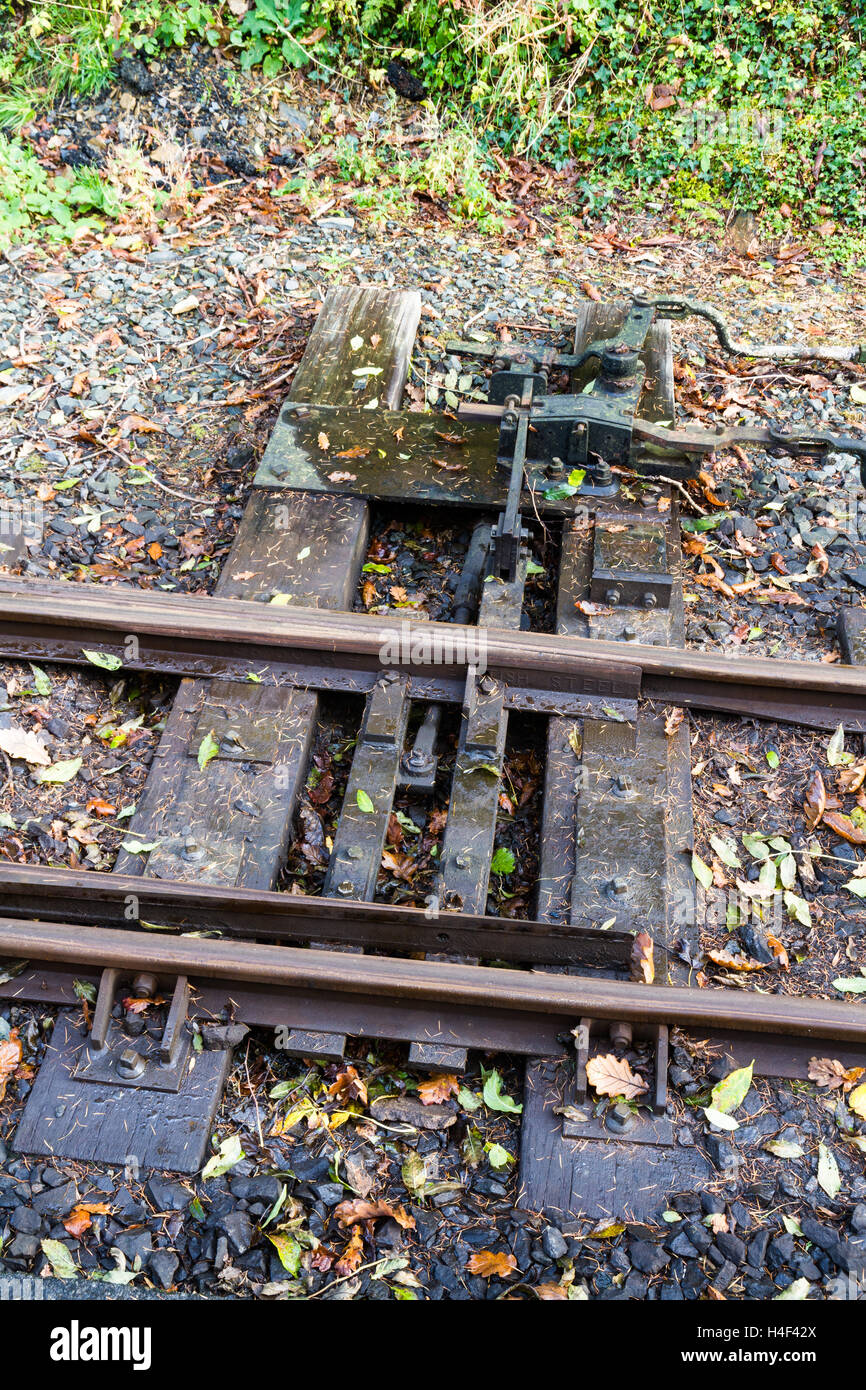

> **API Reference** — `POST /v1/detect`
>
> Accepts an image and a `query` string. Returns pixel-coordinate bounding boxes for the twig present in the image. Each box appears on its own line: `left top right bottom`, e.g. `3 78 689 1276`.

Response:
657 473 709 516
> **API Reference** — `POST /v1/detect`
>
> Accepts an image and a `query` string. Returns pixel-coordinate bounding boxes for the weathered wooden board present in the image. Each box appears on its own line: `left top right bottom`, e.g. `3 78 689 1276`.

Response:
517 1055 710 1225
15 287 423 1164
14 1014 231 1173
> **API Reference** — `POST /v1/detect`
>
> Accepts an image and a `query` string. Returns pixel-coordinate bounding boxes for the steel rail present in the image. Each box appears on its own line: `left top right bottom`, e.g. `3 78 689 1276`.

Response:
0 579 861 726
0 865 634 970
1 916 864 1044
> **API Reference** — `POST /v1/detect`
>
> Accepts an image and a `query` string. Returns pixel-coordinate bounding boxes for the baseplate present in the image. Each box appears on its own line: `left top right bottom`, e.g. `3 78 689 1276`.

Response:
14 1013 232 1173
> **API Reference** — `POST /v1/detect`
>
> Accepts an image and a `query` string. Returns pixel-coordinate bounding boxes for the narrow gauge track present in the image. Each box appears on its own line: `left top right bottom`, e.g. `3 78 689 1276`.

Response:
2 284 865 1218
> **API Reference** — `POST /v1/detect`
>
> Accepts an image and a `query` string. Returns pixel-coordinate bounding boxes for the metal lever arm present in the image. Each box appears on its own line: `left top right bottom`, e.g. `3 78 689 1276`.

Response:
634 419 866 483
646 296 866 366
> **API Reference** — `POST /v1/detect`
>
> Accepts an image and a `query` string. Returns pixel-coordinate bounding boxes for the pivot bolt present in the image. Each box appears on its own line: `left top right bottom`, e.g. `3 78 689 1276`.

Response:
479 674 499 695
605 588 621 606
336 880 355 897
606 1101 637 1135
117 1048 147 1081
594 462 613 486
612 774 636 800
643 592 657 609
183 836 205 863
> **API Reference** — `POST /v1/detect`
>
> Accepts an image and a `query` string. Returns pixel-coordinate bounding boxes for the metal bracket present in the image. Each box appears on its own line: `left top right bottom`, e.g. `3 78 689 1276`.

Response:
74 968 192 1093
562 1016 672 1146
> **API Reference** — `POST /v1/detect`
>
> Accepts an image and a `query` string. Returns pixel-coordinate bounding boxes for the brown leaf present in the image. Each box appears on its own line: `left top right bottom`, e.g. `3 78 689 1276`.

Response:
580 281 602 301
86 798 116 817
808 1057 865 1092
317 431 330 451
534 1282 568 1299
664 706 684 736
0 1028 22 1101
811 543 829 576
823 810 866 845
432 456 467 472
803 768 826 831
328 1066 368 1106
361 580 378 609
147 541 163 561
334 1227 364 1277
708 1211 729 1235
417 1074 460 1105
585 1053 647 1100
120 413 162 435
630 931 655 984
837 761 866 794
327 471 357 483
766 933 790 970
466 1249 519 1278
706 948 767 972
335 446 370 459
63 1201 111 1238
334 1198 415 1229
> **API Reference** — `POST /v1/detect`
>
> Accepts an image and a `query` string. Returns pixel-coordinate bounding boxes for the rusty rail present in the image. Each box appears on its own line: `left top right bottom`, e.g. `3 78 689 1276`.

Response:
1 916 863 1045
0 578 861 726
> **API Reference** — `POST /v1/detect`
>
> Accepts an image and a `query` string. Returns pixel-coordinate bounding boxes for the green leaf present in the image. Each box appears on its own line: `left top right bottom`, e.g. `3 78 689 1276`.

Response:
491 846 515 875
662 1211 682 1223
362 562 390 574
765 748 780 769
691 851 713 890
681 514 725 532
350 335 364 350
481 1067 522 1114
827 722 853 767
763 1139 804 1159
525 558 545 576
462 1125 485 1165
121 839 159 854
833 975 866 993
40 1238 78 1280
395 810 420 836
710 1061 753 1115
817 1141 841 1199
567 468 586 487
268 1232 301 1276
82 649 122 671
543 483 577 501
356 788 375 814
709 835 741 869
485 1142 515 1169
843 879 866 898
351 366 383 376
246 671 262 683
73 979 96 1005
784 891 811 928
703 1106 739 1131
742 832 770 860
197 731 219 771
38 756 82 784
201 1133 245 1180
458 1086 481 1112
29 664 51 696
781 1214 804 1236
401 1152 427 1194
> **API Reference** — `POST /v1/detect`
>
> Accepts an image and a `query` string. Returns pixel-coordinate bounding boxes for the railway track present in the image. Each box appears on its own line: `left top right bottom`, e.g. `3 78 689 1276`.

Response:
2 285 865 1223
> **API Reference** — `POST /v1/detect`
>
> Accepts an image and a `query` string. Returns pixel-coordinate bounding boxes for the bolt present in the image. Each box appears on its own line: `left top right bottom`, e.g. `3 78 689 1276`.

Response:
346 845 363 860
606 1101 637 1135
132 973 158 999
609 876 629 897
641 491 659 509
479 674 499 695
594 462 612 486
117 1048 147 1081
605 588 621 606
182 836 205 862
621 624 638 642
455 851 471 870
643 592 657 609
336 880 355 897
612 774 636 800
610 1021 633 1049
403 749 434 773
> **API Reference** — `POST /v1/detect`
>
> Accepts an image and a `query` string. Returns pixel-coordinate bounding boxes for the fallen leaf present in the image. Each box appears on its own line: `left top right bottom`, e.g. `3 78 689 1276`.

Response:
63 1202 111 1238
466 1249 518 1278
417 1074 461 1105
0 1028 22 1100
817 1141 841 1199
585 1053 647 1100
0 725 50 766
808 1057 864 1092
334 1199 415 1229
710 1063 753 1114
848 1083 866 1120
327 1066 368 1106
334 1228 365 1276
664 706 684 736
706 948 767 972
823 810 866 845
803 769 826 831
630 931 654 984
317 431 330 451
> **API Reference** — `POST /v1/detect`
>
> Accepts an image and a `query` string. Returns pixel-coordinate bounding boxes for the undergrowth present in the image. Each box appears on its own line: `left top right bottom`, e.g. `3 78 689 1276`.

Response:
0 0 864 243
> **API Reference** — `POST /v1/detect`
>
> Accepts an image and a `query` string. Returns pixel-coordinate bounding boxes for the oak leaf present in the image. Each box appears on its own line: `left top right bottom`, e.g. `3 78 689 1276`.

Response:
585 1053 647 1100
417 1074 460 1105
334 1198 415 1229
808 1057 865 1092
334 1227 365 1277
534 1282 568 1299
467 1249 518 1278
328 1066 368 1107
630 931 655 984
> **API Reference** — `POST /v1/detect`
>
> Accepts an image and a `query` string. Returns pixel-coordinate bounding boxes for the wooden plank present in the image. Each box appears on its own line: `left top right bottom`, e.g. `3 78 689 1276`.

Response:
322 674 411 902
14 1014 231 1174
